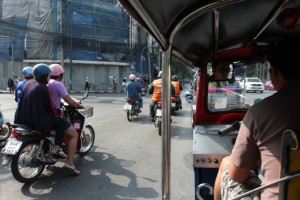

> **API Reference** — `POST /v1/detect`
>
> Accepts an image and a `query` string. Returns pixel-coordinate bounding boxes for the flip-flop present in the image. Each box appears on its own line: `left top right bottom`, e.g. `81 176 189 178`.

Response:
51 149 67 159
63 165 80 176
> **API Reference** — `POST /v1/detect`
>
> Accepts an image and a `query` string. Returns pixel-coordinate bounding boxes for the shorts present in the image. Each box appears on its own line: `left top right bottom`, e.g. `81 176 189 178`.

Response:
221 165 262 200
51 117 72 145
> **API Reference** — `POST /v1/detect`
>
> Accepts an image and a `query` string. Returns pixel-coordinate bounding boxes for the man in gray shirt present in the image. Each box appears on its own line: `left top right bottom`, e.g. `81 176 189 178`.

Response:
214 36 300 199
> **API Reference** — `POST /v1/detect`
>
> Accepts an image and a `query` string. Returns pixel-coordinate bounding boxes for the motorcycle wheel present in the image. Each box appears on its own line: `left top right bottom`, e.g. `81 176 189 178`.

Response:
185 96 192 103
127 110 133 122
11 142 45 183
77 125 95 155
0 123 11 142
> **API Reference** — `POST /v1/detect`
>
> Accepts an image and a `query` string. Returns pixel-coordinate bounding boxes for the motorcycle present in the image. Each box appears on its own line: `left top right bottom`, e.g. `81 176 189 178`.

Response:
171 96 182 115
1 92 95 183
140 84 147 96
184 90 193 103
153 102 162 136
0 109 11 143
124 98 140 122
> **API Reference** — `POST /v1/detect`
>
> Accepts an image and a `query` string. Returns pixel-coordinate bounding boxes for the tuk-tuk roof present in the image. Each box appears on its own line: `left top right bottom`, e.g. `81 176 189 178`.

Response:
119 0 300 66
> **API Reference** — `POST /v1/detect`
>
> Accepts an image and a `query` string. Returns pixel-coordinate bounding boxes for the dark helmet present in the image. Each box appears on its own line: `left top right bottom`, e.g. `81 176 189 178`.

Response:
22 66 33 78
32 63 51 80
172 75 178 81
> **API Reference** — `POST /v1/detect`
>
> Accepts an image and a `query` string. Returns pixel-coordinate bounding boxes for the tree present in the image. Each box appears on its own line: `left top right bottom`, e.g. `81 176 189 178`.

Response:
171 58 194 81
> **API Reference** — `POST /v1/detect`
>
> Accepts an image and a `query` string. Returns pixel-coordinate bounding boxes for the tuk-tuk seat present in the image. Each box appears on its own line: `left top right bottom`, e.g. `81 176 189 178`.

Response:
196 129 300 200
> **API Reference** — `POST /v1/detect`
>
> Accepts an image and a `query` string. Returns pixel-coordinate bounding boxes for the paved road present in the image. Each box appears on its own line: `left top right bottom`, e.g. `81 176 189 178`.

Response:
0 86 195 200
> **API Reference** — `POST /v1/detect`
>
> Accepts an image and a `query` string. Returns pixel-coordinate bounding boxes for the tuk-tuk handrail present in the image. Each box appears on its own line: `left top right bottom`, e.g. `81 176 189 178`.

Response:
229 172 300 200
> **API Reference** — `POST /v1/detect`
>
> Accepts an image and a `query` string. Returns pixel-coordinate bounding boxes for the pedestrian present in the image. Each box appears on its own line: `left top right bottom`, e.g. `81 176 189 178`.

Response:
113 76 117 90
85 77 90 91
7 77 14 94
122 78 127 93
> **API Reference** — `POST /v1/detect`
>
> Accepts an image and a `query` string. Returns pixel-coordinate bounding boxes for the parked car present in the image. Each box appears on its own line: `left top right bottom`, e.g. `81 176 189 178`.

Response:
264 80 275 90
240 77 264 93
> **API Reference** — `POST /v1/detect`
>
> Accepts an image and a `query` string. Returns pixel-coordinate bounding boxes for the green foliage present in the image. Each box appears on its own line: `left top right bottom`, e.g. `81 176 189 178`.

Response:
170 58 194 80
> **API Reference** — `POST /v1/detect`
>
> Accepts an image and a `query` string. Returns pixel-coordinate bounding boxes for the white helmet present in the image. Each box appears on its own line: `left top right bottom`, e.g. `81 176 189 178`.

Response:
129 74 136 81
49 64 64 76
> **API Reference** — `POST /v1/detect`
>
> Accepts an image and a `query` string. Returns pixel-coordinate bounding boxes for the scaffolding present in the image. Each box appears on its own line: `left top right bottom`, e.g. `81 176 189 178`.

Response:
0 0 130 62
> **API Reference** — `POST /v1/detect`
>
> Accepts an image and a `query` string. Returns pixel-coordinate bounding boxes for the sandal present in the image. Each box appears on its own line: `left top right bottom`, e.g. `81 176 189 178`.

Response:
50 149 67 159
63 165 80 176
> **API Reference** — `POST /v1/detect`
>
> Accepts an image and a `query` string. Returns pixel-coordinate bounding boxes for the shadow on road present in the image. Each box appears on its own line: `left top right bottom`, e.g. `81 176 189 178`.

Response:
15 151 159 200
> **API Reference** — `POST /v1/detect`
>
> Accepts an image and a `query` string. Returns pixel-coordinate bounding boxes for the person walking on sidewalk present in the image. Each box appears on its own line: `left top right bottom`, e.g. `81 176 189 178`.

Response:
85 77 90 91
7 77 14 94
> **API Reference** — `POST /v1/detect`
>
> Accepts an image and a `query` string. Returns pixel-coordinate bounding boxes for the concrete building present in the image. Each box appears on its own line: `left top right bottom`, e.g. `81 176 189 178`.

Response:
0 0 149 92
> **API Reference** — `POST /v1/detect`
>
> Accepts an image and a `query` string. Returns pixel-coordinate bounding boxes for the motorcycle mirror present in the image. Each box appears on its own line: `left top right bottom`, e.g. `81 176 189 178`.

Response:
83 90 89 99
80 91 89 103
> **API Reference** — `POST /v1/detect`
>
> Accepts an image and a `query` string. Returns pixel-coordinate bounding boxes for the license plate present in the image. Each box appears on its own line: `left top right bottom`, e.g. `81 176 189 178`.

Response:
124 103 132 110
171 103 176 107
156 109 162 116
1 140 22 155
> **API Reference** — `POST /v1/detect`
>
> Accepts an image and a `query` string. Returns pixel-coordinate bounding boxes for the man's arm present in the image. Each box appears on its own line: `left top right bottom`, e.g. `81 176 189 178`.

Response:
171 84 175 96
229 123 258 182
63 95 84 109
148 83 154 94
179 82 183 91
228 159 251 182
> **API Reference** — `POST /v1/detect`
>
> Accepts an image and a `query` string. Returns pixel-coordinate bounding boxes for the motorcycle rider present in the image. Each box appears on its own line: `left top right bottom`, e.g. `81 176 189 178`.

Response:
48 64 83 114
171 75 183 109
15 66 33 103
148 71 175 122
126 74 143 112
47 63 83 174
15 63 80 175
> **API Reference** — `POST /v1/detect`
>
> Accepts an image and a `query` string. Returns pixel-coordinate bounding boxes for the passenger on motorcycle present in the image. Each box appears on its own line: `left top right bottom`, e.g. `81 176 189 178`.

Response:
47 63 83 175
148 71 175 122
126 74 143 112
15 63 80 175
15 66 33 103
171 75 183 108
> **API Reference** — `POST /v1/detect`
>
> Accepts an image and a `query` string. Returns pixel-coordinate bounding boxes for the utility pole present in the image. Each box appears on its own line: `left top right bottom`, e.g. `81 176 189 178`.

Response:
140 45 148 76
8 46 14 76
147 35 151 82
60 0 64 67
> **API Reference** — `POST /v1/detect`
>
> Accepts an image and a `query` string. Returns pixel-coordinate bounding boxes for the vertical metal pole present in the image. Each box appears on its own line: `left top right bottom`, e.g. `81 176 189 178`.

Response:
140 52 143 76
158 48 161 71
60 0 64 67
12 46 14 77
162 46 172 200
140 45 147 76
69 2 73 90
147 44 151 81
